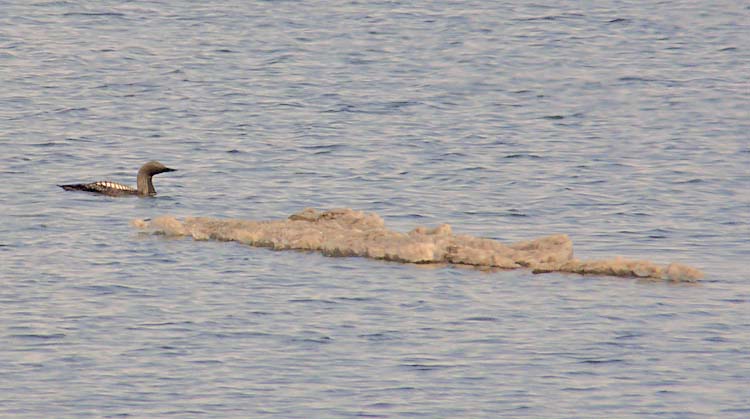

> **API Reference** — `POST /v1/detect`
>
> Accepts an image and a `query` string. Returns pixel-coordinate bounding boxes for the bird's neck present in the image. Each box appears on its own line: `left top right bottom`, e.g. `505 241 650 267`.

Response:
137 172 155 195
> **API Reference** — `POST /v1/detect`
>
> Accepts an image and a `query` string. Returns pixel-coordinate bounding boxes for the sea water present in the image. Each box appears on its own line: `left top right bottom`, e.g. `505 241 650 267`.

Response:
1 1 748 418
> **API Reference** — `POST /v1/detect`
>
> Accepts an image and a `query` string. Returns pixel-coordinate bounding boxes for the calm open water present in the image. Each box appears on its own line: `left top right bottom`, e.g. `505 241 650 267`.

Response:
1 1 749 418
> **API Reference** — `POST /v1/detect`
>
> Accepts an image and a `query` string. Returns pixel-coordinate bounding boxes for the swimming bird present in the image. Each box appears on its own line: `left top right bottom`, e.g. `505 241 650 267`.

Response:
58 161 177 197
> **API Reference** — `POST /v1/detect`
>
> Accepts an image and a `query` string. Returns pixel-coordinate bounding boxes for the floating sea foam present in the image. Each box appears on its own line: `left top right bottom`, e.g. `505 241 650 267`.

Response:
132 208 703 282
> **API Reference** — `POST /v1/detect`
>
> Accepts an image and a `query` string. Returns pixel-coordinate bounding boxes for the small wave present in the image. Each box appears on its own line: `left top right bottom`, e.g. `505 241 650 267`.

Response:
618 76 659 83
505 153 542 159
518 13 584 22
463 316 499 322
63 11 126 17
11 333 66 340
358 332 400 341
579 358 624 364
132 208 703 282
400 361 456 371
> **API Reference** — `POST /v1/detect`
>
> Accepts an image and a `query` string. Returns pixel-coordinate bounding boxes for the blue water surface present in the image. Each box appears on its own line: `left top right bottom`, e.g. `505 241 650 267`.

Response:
1 1 748 418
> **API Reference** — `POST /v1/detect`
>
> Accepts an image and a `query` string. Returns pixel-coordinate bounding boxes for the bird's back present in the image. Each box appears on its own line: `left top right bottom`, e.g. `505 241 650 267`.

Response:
59 181 138 196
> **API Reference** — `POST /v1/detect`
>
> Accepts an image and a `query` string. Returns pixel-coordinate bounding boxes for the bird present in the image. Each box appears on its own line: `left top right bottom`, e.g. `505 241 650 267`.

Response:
58 161 177 197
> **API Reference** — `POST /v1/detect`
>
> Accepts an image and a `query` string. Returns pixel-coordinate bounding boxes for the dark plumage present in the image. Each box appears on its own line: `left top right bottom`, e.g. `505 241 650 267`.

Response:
59 161 176 197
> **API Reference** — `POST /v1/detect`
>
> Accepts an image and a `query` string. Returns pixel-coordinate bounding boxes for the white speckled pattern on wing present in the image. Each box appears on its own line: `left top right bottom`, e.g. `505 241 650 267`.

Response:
91 181 137 193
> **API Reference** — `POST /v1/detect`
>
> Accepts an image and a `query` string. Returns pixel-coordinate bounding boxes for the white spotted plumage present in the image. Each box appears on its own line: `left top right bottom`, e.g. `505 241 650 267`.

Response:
92 181 136 192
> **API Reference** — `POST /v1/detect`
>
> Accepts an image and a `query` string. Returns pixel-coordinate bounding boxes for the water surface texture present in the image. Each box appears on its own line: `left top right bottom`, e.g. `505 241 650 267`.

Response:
1 1 749 418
